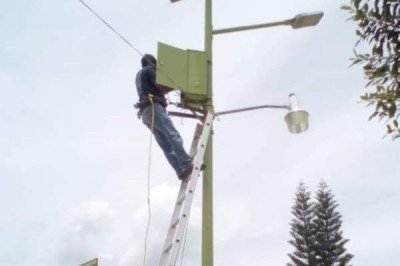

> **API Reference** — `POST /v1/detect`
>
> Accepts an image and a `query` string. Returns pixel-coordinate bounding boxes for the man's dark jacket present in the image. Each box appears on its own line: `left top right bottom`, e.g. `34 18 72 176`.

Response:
135 65 167 110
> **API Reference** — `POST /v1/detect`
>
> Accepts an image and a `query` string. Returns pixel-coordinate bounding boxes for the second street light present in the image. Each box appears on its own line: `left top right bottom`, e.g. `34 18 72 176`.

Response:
157 1 324 266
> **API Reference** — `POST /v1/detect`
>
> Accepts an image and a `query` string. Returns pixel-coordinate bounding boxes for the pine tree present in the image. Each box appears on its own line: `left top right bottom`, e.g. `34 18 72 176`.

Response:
313 181 353 266
287 182 317 266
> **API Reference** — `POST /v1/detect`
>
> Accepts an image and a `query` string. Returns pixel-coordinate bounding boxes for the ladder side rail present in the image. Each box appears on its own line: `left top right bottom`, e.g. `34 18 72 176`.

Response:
167 166 203 266
160 181 188 257
160 123 204 265
166 111 214 266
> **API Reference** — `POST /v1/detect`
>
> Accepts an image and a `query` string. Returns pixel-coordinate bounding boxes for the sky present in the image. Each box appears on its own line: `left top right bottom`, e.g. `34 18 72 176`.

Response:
1 0 399 265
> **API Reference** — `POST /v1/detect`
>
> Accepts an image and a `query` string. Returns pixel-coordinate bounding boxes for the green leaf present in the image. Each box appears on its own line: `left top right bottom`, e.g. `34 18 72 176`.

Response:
341 5 352 10
354 10 366 20
388 103 396 117
369 111 379 121
362 3 369 12
387 124 393 133
354 0 361 9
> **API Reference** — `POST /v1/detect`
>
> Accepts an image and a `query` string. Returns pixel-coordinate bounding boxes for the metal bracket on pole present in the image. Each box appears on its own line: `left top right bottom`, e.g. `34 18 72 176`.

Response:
168 111 200 119
168 104 206 121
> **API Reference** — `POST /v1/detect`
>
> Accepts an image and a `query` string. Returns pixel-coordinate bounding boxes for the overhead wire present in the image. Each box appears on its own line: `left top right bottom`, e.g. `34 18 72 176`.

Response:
78 0 145 57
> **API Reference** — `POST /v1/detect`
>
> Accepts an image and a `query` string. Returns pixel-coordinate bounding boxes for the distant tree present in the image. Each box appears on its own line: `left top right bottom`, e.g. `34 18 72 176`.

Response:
313 181 353 266
287 182 317 266
342 0 400 139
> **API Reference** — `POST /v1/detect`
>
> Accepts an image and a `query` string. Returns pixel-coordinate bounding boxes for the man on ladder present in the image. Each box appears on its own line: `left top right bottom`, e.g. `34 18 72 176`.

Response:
135 54 193 181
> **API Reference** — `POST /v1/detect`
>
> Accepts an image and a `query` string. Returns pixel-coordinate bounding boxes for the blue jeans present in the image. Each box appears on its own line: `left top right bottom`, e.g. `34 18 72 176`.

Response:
141 103 192 175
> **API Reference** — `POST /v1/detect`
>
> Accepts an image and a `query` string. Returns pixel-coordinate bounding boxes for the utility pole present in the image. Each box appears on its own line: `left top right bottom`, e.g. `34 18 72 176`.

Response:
203 0 214 265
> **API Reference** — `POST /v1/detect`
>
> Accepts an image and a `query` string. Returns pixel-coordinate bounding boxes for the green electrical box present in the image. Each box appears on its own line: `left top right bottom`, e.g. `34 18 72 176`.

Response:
156 42 208 107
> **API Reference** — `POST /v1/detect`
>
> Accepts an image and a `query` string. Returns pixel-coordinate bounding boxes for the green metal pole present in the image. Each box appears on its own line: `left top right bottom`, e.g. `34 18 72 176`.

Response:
203 0 213 265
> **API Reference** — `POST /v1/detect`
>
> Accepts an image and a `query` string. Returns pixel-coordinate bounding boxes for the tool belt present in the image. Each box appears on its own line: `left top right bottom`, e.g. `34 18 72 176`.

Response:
134 94 167 119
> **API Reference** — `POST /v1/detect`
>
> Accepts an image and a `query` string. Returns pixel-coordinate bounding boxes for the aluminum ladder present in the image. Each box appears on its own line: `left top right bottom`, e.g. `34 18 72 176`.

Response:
159 111 214 266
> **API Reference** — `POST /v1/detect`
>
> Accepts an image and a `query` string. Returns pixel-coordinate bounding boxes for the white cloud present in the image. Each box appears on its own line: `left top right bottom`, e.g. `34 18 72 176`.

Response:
70 201 115 236
56 201 116 265
130 183 202 266
52 185 202 266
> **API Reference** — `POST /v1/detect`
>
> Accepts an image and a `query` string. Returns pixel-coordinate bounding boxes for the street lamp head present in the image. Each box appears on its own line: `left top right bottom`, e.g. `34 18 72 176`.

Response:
284 93 309 134
170 0 182 2
290 11 324 29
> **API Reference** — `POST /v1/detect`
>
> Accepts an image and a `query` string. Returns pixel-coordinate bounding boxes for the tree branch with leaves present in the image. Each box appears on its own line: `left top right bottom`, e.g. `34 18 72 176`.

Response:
342 0 400 139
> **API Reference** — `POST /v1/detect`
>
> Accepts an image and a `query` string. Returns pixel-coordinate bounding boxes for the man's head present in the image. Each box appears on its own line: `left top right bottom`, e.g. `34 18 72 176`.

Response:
141 54 157 69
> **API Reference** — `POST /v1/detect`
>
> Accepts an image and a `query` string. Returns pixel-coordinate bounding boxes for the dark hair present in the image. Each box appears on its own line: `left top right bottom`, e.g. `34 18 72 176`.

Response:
141 54 156 67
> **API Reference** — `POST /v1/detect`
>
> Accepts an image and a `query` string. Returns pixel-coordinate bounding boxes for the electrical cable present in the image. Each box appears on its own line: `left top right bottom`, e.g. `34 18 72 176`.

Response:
143 96 155 266
78 0 144 57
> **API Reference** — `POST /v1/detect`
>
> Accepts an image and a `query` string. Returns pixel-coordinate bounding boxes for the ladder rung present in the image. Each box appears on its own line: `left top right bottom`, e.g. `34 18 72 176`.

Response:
164 236 181 254
164 243 173 253
171 218 180 229
177 194 186 205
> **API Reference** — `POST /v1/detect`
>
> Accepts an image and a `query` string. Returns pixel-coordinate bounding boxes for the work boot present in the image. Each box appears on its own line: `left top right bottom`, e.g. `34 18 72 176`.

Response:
178 164 193 182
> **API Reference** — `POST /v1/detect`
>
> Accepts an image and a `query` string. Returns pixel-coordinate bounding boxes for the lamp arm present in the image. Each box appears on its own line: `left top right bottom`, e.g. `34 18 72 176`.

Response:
213 20 291 35
215 104 289 116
